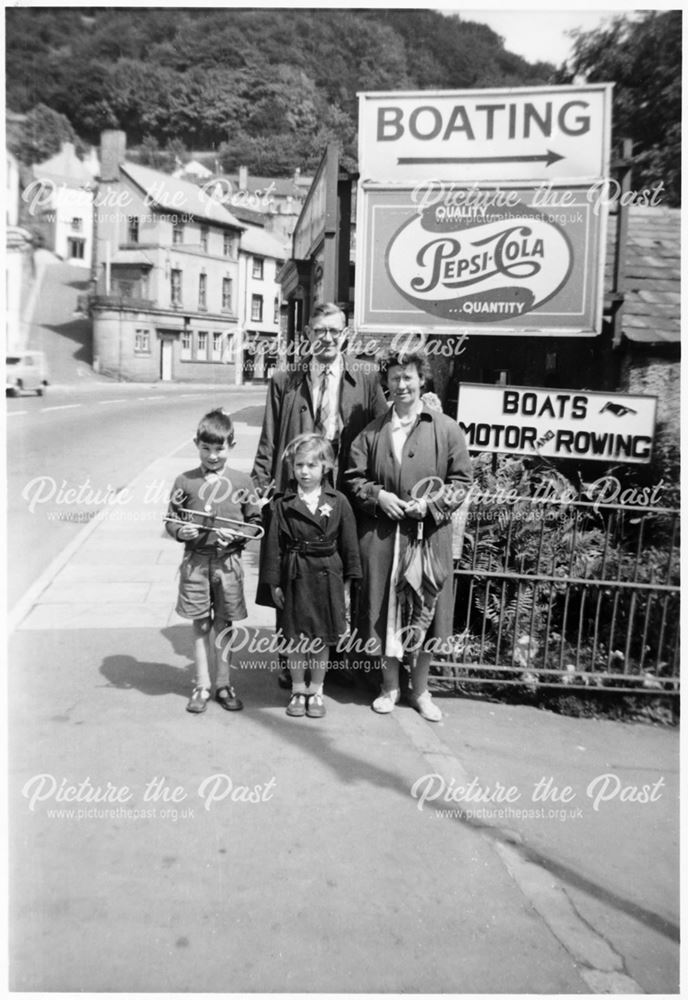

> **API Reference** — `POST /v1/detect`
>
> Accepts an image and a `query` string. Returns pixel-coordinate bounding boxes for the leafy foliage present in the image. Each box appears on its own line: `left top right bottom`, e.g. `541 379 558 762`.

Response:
5 8 555 173
7 103 85 164
450 455 679 693
558 10 681 205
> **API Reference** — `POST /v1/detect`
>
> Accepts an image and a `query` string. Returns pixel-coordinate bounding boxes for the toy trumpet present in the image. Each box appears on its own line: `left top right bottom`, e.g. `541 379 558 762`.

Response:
164 507 264 540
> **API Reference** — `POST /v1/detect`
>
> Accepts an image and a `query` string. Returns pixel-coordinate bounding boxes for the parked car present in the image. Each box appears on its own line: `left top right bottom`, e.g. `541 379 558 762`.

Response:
6 351 49 396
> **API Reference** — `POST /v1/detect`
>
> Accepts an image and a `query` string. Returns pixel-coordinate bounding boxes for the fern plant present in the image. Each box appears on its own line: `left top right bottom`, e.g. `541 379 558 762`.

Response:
451 454 679 689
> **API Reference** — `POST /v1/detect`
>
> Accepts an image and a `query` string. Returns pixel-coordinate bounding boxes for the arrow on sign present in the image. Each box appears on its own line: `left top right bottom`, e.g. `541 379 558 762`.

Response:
398 150 565 168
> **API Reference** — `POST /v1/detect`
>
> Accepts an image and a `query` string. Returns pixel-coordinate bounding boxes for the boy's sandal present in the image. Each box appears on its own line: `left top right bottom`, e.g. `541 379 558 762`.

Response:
186 686 211 714
286 693 307 717
215 686 244 712
306 693 326 719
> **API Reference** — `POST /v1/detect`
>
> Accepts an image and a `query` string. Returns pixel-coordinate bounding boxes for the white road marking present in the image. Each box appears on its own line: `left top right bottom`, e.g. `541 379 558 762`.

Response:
40 404 82 412
98 399 128 405
7 410 28 416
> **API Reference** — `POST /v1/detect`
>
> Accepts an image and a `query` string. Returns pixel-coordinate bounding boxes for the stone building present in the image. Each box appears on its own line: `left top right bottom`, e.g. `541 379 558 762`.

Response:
91 131 246 382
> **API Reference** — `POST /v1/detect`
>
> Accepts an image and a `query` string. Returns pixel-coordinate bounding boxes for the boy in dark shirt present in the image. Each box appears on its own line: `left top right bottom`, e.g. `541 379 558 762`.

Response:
166 409 262 714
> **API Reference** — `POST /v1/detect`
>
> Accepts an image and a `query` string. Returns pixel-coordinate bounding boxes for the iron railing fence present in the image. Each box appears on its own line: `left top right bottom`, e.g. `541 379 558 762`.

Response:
431 498 679 696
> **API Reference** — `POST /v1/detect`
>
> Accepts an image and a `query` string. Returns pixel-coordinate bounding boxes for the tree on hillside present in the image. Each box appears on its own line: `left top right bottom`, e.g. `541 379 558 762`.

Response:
561 10 681 205
8 103 84 165
5 7 559 175
136 135 188 172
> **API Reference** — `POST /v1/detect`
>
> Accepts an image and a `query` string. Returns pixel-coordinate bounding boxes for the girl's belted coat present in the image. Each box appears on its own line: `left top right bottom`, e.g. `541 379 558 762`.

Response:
344 405 473 656
260 484 362 644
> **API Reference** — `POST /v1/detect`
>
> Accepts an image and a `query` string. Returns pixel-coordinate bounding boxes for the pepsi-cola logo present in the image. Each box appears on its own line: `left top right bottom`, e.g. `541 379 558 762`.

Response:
386 199 573 323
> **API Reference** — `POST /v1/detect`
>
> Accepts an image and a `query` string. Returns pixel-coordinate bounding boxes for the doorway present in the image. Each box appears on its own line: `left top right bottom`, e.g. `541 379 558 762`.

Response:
159 335 174 381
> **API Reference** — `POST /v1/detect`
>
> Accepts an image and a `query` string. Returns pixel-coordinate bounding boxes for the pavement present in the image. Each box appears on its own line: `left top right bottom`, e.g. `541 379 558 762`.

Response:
8 420 680 993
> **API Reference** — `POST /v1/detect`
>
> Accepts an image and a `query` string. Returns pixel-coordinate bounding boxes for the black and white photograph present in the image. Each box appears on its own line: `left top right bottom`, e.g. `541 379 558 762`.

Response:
5 2 680 994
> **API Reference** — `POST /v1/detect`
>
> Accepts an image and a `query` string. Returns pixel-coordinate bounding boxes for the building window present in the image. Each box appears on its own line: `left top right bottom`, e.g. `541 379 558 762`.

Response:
181 329 192 360
71 217 82 232
172 220 184 245
252 256 264 280
200 225 209 253
222 277 232 311
197 331 208 359
67 237 85 260
273 296 280 324
128 217 139 243
251 294 263 323
223 232 235 257
198 273 207 310
170 268 182 307
134 328 150 354
212 332 223 361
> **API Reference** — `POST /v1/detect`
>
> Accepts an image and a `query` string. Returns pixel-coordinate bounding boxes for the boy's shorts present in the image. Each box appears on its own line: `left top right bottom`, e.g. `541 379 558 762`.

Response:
176 550 247 621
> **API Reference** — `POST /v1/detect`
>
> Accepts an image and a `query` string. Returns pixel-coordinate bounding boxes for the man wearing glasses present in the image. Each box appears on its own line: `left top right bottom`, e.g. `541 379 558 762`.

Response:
251 301 387 496
252 301 387 688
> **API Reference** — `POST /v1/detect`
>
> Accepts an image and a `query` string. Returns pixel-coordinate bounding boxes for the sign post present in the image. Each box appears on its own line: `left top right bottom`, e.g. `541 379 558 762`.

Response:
456 384 657 464
355 85 613 337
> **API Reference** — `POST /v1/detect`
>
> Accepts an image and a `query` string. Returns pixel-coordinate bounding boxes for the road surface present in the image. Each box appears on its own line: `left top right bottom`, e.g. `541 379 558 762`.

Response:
7 382 267 609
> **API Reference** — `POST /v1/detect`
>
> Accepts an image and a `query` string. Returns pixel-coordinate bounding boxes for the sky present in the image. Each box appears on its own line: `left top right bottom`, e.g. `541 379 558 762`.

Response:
454 9 622 66
432 4 672 67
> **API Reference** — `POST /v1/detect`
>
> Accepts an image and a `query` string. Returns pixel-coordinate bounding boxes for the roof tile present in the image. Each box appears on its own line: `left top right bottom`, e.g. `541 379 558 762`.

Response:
607 206 680 345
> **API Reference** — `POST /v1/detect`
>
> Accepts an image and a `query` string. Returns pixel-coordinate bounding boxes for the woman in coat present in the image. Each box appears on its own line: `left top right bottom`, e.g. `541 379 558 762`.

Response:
345 346 472 721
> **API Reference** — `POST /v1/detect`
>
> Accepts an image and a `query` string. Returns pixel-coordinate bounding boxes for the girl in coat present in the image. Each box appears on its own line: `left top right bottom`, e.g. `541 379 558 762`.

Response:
261 434 362 718
345 346 472 722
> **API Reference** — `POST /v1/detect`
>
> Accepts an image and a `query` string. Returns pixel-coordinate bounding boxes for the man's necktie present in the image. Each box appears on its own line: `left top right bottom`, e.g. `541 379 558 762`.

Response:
314 368 331 436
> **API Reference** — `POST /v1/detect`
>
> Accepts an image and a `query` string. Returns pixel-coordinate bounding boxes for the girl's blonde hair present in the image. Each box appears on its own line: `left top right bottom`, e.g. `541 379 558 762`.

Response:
282 433 335 477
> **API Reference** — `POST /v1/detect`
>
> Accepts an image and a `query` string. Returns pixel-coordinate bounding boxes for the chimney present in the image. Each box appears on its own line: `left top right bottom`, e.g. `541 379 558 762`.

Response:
238 165 248 191
99 130 126 182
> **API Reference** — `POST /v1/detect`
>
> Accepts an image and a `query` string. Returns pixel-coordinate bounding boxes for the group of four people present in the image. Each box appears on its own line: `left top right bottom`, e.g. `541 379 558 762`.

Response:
166 302 472 722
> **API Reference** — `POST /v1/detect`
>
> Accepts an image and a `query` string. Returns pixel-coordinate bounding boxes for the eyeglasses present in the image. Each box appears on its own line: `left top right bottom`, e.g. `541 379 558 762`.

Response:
309 326 344 338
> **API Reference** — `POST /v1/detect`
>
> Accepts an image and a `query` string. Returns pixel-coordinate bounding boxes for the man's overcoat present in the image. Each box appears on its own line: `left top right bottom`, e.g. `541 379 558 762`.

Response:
251 359 387 493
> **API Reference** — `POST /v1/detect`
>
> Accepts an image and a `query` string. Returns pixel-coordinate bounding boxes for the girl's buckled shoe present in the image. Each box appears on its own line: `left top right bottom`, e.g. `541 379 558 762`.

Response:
286 693 307 717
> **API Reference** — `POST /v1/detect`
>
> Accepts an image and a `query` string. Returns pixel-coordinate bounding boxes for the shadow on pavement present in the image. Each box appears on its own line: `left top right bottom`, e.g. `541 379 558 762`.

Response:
44 318 93 364
247 700 415 800
99 653 191 698
94 628 679 946
230 404 269 427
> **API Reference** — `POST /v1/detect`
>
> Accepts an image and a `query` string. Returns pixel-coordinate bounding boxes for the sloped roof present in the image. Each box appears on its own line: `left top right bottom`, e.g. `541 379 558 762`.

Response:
33 141 93 188
173 159 213 180
223 173 312 199
240 224 289 260
121 163 245 230
606 205 680 345
230 203 272 226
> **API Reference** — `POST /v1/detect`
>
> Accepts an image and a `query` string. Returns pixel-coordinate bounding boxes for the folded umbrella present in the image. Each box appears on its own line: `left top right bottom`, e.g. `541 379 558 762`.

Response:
395 521 449 660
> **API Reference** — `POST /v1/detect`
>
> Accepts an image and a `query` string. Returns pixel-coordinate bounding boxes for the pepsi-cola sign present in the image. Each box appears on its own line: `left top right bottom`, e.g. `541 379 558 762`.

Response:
386 198 573 322
355 86 612 337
